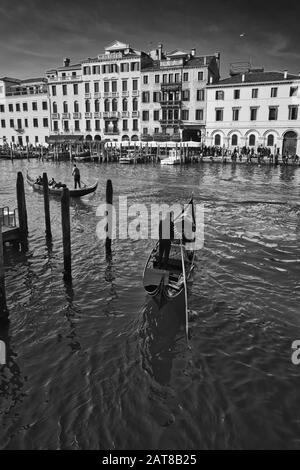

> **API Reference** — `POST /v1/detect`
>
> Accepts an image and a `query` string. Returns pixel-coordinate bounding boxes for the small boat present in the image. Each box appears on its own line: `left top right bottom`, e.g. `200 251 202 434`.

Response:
119 153 134 164
74 150 91 162
143 197 196 334
160 149 181 165
26 171 98 198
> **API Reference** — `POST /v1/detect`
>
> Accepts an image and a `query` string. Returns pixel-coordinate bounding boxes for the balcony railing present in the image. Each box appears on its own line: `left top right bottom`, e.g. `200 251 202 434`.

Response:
160 100 181 107
161 82 182 90
104 129 119 135
103 111 119 119
121 111 129 118
51 113 60 119
94 112 101 118
94 92 101 98
48 75 82 82
132 111 139 118
159 119 182 125
85 112 93 118
103 92 119 98
62 113 70 119
132 90 139 96
6 89 48 97
122 91 129 97
73 112 81 119
84 93 91 99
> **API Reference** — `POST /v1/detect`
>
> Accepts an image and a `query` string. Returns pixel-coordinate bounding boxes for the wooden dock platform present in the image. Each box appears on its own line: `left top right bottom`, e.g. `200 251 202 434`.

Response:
2 226 22 244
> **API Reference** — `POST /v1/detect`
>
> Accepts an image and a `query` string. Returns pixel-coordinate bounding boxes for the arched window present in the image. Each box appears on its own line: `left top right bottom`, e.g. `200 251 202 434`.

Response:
85 100 90 113
132 98 138 111
267 134 274 146
122 98 128 112
74 101 79 113
249 134 256 146
53 102 57 113
104 99 110 112
214 134 221 146
63 101 68 113
95 99 100 112
231 134 238 146
112 98 118 112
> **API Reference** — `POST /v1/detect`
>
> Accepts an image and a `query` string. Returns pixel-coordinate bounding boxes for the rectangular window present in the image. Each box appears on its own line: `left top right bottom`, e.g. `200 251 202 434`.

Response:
86 120 91 131
143 128 148 135
122 80 127 92
288 106 298 120
42 101 48 110
33 118 38 127
9 104 13 112
10 119 14 127
24 118 28 127
142 91 150 103
143 75 148 84
168 73 173 83
52 85 56 96
250 107 258 121
181 109 189 120
74 120 80 131
112 81 117 92
232 108 239 121
290 86 298 97
43 118 48 127
154 127 159 134
132 79 138 91
16 103 20 112
163 74 167 83
271 87 278 98
198 71 204 81
23 102 28 111
62 84 67 95
215 109 223 121
95 119 100 131
268 107 278 120
94 82 99 93
153 110 160 120
32 102 37 111
0 104 4 112
175 73 180 83
17 118 22 129
215 90 224 100
53 121 58 131
120 62 129 72
85 82 90 93
1 119 5 128
35 136 39 143
64 121 69 132
195 109 204 120
122 119 128 131
133 119 138 131
142 111 149 121
182 90 190 101
73 83 78 95
155 75 159 83
233 89 240 99
104 81 109 93
153 91 160 102
252 88 258 98
197 89 205 101
183 72 189 81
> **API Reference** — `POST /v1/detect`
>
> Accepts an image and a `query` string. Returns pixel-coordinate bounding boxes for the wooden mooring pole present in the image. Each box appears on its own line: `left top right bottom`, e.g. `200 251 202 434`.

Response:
105 179 113 255
0 218 8 321
16 171 28 240
43 172 52 239
61 188 71 281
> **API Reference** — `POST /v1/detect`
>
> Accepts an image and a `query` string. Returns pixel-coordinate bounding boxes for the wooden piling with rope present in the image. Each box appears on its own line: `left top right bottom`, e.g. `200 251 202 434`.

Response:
105 179 113 255
0 217 8 321
42 173 52 239
61 187 72 281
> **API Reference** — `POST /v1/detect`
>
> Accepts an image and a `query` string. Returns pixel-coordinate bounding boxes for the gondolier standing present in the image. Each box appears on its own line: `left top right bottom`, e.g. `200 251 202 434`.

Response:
158 212 175 268
72 164 81 189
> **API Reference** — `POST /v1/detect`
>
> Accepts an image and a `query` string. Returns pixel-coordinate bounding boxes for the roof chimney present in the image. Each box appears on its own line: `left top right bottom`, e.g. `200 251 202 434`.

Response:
64 57 70 67
284 70 288 79
191 48 196 57
242 73 245 82
158 44 163 61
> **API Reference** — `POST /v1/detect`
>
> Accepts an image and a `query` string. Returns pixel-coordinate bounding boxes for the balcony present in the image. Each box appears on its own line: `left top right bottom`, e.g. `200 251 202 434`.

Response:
94 92 101 98
62 113 70 119
132 111 139 118
84 93 91 99
159 119 182 126
132 90 139 96
160 100 181 107
122 91 129 97
85 112 93 118
94 112 101 118
73 112 81 119
121 111 129 118
104 129 119 135
103 111 119 119
51 113 60 119
161 82 182 91
103 92 119 98
48 75 82 83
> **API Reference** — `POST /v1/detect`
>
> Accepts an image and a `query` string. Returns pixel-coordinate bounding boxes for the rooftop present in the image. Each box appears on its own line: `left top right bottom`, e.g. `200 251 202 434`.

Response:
209 71 300 86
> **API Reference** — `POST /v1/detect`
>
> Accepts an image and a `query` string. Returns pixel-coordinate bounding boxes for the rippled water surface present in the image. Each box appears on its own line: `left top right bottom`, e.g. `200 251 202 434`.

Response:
0 159 300 449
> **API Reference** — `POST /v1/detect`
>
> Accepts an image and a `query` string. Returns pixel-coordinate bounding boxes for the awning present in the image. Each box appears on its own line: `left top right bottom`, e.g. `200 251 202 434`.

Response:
46 135 84 144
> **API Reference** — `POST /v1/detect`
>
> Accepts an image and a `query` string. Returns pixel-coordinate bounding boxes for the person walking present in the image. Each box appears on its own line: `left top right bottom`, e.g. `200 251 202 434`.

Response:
72 164 81 189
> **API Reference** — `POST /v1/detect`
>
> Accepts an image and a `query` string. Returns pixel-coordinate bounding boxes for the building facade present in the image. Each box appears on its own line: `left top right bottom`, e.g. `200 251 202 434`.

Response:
205 70 300 155
0 77 50 146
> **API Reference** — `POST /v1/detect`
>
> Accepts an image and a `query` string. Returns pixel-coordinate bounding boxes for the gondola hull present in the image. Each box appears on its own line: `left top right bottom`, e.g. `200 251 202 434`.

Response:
26 172 98 197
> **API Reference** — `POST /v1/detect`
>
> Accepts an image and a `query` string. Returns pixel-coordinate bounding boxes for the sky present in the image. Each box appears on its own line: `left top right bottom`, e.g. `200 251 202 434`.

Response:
0 0 300 79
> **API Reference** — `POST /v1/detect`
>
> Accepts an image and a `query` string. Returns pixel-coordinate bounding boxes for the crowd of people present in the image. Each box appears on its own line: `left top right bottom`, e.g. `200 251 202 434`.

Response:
199 145 299 165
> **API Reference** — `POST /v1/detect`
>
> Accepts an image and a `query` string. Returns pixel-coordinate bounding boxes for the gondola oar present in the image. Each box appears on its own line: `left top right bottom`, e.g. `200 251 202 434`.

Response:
180 241 189 343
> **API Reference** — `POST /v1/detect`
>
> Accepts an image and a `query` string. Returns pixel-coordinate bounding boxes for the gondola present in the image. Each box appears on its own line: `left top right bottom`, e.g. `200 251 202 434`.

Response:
26 171 98 198
143 197 196 336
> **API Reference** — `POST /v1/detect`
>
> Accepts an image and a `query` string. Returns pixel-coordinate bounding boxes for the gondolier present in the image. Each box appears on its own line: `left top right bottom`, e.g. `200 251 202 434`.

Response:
158 212 174 268
72 164 81 189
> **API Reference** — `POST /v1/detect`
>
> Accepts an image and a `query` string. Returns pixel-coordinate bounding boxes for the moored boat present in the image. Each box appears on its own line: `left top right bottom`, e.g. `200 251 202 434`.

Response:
160 149 181 165
26 171 98 197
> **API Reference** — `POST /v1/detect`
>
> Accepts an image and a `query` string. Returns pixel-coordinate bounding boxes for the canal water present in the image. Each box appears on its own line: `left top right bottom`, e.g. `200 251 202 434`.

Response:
0 160 300 449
